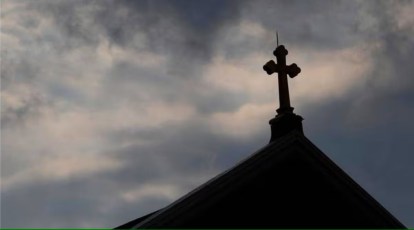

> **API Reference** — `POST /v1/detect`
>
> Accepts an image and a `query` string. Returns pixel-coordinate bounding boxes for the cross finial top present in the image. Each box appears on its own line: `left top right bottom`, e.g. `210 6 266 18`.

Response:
276 31 279 46
263 44 301 115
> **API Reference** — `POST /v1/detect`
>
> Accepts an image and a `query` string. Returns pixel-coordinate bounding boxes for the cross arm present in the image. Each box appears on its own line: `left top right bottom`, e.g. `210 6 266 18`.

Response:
286 63 301 78
263 61 301 78
263 60 280 75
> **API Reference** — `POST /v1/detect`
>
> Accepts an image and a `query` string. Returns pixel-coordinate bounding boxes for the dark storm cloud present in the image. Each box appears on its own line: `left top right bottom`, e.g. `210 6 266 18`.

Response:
222 0 363 57
2 0 414 228
10 0 248 115
28 0 242 78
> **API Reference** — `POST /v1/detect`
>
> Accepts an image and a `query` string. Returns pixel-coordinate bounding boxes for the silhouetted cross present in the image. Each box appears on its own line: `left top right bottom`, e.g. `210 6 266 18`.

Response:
263 45 301 114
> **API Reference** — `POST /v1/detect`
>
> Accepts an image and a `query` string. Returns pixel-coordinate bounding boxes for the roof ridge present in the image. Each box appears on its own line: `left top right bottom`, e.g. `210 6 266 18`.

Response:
133 131 405 228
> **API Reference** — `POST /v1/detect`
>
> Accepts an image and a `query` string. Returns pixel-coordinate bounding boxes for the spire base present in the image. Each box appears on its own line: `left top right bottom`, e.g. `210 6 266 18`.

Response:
269 113 303 143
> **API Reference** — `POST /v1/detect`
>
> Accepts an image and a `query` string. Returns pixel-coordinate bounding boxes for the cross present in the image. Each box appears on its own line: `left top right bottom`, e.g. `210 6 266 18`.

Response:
263 45 301 115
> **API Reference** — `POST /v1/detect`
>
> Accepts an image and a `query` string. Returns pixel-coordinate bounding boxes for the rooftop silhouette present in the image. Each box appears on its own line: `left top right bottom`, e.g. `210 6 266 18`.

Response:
115 42 406 229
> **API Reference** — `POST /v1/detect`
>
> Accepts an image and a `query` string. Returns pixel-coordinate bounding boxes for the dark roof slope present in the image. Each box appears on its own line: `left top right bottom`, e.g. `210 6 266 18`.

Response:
115 210 160 229
118 131 405 228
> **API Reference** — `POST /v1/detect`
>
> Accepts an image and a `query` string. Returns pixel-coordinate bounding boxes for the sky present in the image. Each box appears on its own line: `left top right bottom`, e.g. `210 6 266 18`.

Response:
1 0 414 228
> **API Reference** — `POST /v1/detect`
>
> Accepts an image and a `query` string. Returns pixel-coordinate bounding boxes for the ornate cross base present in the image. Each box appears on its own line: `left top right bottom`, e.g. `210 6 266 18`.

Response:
269 112 303 143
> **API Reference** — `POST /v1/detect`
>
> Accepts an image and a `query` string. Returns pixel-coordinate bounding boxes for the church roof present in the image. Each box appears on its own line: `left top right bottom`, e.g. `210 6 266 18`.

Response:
115 43 405 228
117 130 405 228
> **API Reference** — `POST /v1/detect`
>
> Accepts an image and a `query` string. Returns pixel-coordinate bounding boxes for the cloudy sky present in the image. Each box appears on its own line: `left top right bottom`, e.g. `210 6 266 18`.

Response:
1 0 414 227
